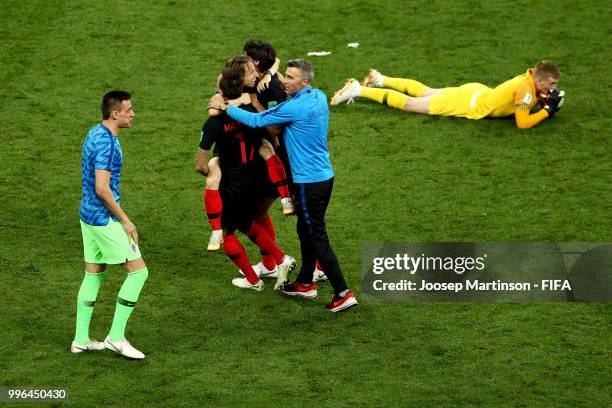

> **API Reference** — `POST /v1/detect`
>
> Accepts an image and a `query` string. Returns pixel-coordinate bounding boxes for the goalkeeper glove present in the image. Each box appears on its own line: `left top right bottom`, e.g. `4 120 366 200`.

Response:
544 89 565 117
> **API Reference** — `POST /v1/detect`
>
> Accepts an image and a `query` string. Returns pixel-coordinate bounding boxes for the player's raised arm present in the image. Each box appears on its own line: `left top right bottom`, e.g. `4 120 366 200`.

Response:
257 57 281 92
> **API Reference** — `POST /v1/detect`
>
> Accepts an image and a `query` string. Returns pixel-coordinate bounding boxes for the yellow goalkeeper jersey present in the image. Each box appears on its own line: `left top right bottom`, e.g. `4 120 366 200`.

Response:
472 69 539 119
427 68 551 128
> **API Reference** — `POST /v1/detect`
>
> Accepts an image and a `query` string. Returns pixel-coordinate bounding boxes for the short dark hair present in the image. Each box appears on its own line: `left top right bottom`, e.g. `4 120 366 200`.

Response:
534 60 561 80
287 59 314 83
101 90 131 120
243 39 276 72
219 67 243 99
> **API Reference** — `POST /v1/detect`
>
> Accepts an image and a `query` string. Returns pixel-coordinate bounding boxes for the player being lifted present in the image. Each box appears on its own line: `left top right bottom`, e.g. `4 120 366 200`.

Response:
197 52 294 255
331 61 565 129
201 67 296 291
209 59 356 311
205 41 328 282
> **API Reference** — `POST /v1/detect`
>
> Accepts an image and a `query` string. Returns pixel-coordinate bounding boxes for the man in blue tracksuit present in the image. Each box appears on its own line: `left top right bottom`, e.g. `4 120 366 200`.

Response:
210 59 357 312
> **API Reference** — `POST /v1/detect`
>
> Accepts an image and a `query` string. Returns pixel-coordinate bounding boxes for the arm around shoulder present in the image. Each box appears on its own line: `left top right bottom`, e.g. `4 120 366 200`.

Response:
228 99 295 128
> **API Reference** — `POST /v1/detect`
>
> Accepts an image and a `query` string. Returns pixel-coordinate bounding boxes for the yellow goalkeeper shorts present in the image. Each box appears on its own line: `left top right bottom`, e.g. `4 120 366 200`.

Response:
428 83 489 119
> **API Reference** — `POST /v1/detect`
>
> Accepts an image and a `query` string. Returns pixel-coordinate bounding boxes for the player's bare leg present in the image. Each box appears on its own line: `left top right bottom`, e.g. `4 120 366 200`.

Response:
403 96 431 114
422 88 444 97
206 157 221 191
258 138 274 160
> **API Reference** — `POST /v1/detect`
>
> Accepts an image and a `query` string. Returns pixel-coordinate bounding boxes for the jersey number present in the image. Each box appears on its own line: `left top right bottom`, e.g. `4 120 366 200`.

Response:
235 132 255 164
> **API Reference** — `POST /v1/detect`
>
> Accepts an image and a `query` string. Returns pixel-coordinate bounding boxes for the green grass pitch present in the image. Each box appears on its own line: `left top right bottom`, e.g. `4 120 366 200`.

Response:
0 0 610 406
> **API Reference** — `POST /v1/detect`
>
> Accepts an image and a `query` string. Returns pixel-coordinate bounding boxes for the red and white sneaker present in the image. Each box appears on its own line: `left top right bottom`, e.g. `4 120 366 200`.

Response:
326 291 358 312
280 281 318 298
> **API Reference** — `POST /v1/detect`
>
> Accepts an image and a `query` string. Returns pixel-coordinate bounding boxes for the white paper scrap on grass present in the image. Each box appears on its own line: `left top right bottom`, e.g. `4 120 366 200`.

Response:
347 42 359 48
307 51 332 56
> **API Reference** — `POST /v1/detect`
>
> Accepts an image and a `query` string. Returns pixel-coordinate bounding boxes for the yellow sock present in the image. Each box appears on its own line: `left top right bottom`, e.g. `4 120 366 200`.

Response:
382 77 428 97
359 87 409 110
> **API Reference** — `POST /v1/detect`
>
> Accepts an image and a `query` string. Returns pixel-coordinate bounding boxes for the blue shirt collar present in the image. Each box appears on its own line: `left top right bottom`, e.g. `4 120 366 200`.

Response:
292 85 313 98
100 123 118 137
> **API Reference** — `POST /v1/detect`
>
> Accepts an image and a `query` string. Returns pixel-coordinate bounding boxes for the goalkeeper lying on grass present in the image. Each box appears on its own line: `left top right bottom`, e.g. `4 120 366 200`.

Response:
331 60 565 129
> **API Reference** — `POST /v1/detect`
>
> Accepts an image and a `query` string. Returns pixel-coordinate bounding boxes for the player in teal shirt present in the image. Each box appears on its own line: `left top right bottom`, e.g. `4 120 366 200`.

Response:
80 123 123 225
72 91 150 358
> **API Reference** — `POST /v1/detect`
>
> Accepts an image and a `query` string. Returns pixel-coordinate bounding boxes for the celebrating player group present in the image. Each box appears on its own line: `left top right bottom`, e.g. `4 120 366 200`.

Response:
72 37 565 359
201 40 357 313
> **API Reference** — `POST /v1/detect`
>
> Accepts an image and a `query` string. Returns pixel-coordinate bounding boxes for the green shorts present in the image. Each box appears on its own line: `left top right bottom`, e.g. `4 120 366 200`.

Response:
80 218 142 264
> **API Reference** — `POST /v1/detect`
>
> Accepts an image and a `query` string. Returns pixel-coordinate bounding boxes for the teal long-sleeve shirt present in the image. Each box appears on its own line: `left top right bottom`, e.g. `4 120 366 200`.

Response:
227 86 334 183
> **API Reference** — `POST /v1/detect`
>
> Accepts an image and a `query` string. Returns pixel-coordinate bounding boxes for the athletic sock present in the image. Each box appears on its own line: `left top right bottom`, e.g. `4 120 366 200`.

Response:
256 214 276 241
265 155 290 198
204 188 222 230
74 271 106 345
383 77 428 96
359 87 409 110
245 223 284 265
224 234 259 284
255 215 277 270
108 267 149 342
316 260 323 271
338 289 349 298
